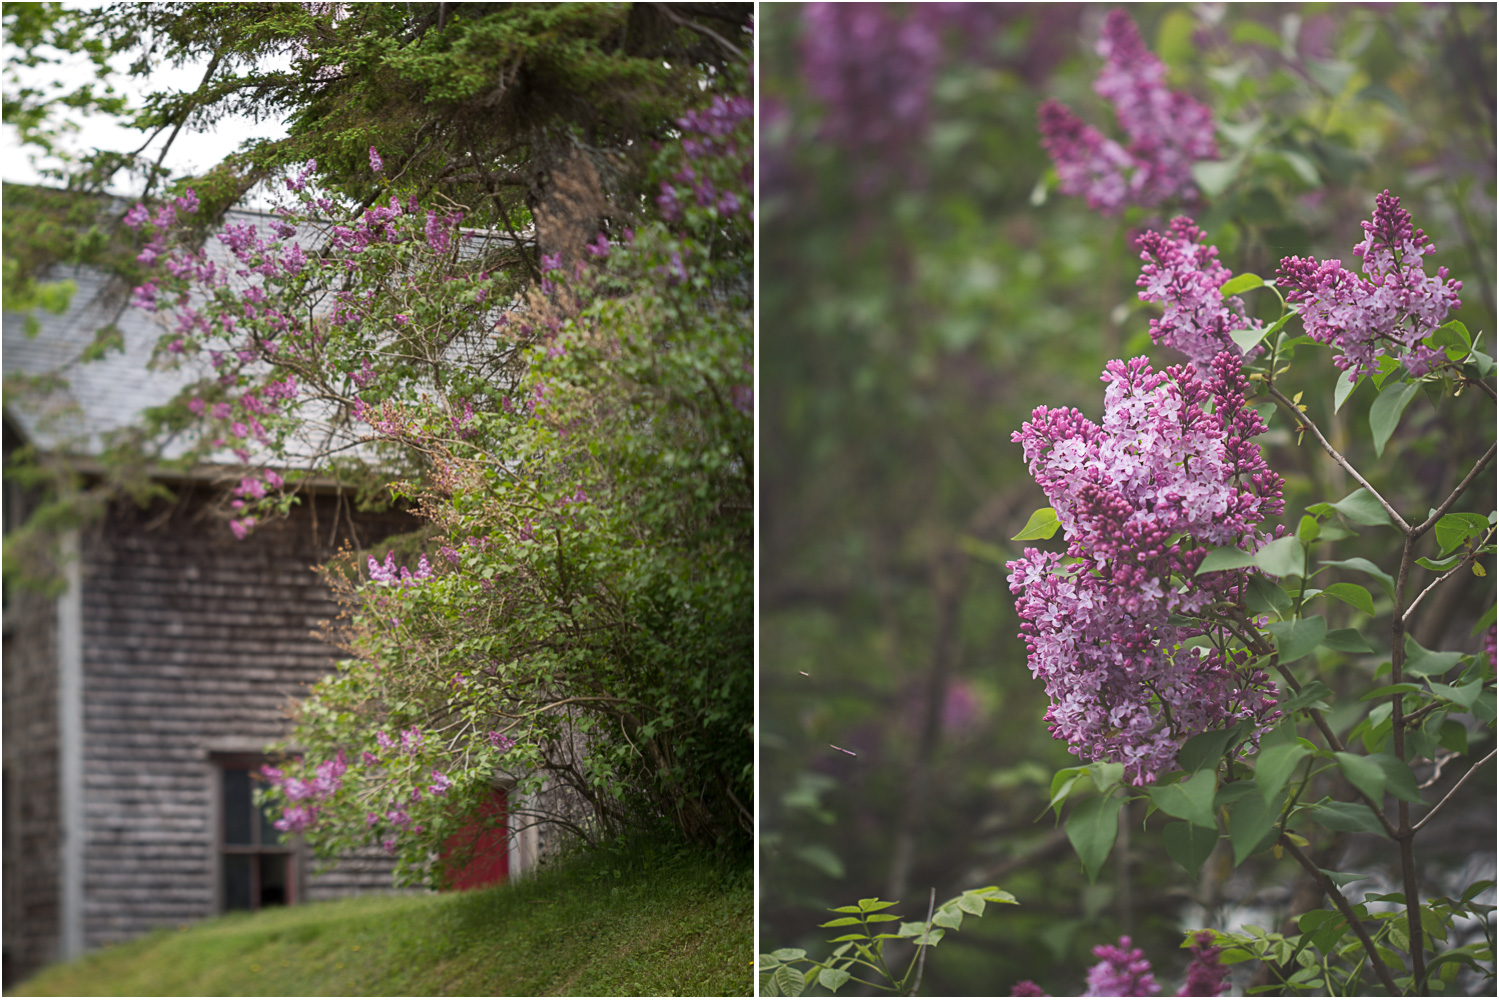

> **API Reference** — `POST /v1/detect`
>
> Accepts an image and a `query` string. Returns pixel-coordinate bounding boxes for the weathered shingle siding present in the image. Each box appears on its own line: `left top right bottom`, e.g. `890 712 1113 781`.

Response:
2 588 63 984
77 489 417 950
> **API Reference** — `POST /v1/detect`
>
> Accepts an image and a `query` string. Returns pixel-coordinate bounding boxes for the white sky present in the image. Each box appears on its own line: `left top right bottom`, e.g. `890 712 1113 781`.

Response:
2 4 290 203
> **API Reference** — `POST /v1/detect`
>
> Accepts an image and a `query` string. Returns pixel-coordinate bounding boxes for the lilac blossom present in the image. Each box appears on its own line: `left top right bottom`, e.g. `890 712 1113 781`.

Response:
488 731 517 752
1008 355 1283 783
369 146 383 173
366 550 435 588
426 769 452 796
1010 982 1049 997
1177 931 1229 997
1039 8 1217 214
1136 217 1261 368
1085 937 1160 997
1277 190 1462 381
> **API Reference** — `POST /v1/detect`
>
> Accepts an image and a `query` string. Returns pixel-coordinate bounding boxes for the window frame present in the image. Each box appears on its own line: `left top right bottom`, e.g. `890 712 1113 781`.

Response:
211 754 302 913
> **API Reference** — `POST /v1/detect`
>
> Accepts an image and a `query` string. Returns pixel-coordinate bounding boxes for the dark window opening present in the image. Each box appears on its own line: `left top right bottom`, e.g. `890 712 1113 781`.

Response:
219 764 297 912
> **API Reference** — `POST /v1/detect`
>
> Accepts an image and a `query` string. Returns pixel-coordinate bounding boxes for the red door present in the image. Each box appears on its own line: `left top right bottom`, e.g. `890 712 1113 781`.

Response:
441 788 510 890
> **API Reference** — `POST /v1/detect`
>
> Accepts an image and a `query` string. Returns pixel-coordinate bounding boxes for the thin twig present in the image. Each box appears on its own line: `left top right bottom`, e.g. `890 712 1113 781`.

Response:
906 888 937 997
1403 527 1495 624
1409 443 1497 539
1412 749 1498 834
1280 835 1402 994
1265 385 1411 532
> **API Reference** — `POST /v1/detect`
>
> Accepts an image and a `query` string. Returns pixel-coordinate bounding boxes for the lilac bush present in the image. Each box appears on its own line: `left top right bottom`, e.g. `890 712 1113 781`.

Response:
1009 187 1495 994
114 76 753 879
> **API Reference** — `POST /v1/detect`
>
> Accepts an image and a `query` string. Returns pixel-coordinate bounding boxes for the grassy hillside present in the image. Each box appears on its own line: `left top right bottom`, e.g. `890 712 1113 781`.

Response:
15 846 752 996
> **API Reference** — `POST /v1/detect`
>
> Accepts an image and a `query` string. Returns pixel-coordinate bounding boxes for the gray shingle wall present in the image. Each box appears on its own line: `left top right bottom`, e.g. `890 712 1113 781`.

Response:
2 588 63 983
76 489 418 951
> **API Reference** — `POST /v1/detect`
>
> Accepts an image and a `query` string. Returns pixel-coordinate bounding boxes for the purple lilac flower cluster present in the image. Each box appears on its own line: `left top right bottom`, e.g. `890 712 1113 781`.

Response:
1039 9 1217 214
1007 354 1283 783
1010 932 1227 997
1086 936 1161 997
367 551 434 586
656 91 752 222
261 751 347 833
1277 190 1462 381
1136 218 1261 368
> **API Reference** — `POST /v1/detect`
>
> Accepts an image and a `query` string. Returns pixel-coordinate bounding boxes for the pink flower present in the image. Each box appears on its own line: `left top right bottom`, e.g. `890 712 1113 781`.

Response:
1085 937 1160 997
1136 218 1261 369
369 146 383 173
1178 931 1229 997
1038 9 1216 214
1008 354 1283 783
1278 190 1462 381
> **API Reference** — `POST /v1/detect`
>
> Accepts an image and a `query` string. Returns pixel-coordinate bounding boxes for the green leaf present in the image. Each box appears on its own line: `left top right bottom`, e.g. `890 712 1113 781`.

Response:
1229 792 1279 865
1360 683 1423 701
1196 546 1259 575
1278 149 1321 187
1066 794 1123 884
1298 909 1349 954
1193 156 1242 199
1318 870 1371 888
1320 558 1396 601
931 904 963 931
819 917 864 928
1369 381 1420 457
1334 752 1388 803
1305 801 1387 836
1298 514 1322 543
1321 583 1375 617
1403 635 1464 679
1147 770 1219 830
1435 512 1490 555
1245 574 1293 614
1163 821 1219 878
773 964 805 998
1013 507 1061 541
795 846 845 879
1417 554 1464 572
1322 628 1374 654
1278 680 1333 715
1255 536 1306 578
1428 678 1483 711
1231 324 1269 354
857 898 897 913
1424 319 1472 360
1047 766 1088 815
818 968 851 992
1266 616 1327 663
1329 489 1391 527
1235 309 1296 354
1255 743 1309 804
770 948 808 962
1334 372 1363 413
1368 753 1422 803
1179 721 1252 773
1220 273 1264 298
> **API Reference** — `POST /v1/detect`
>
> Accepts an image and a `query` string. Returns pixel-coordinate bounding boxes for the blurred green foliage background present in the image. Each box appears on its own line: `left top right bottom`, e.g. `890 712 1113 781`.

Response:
759 4 1495 994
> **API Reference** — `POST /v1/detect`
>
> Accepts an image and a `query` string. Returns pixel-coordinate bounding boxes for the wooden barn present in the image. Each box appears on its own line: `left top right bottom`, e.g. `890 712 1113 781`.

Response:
1 209 551 985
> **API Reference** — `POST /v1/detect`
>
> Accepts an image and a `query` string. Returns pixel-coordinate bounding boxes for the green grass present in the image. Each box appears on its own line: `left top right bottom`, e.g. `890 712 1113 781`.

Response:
15 846 752 996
